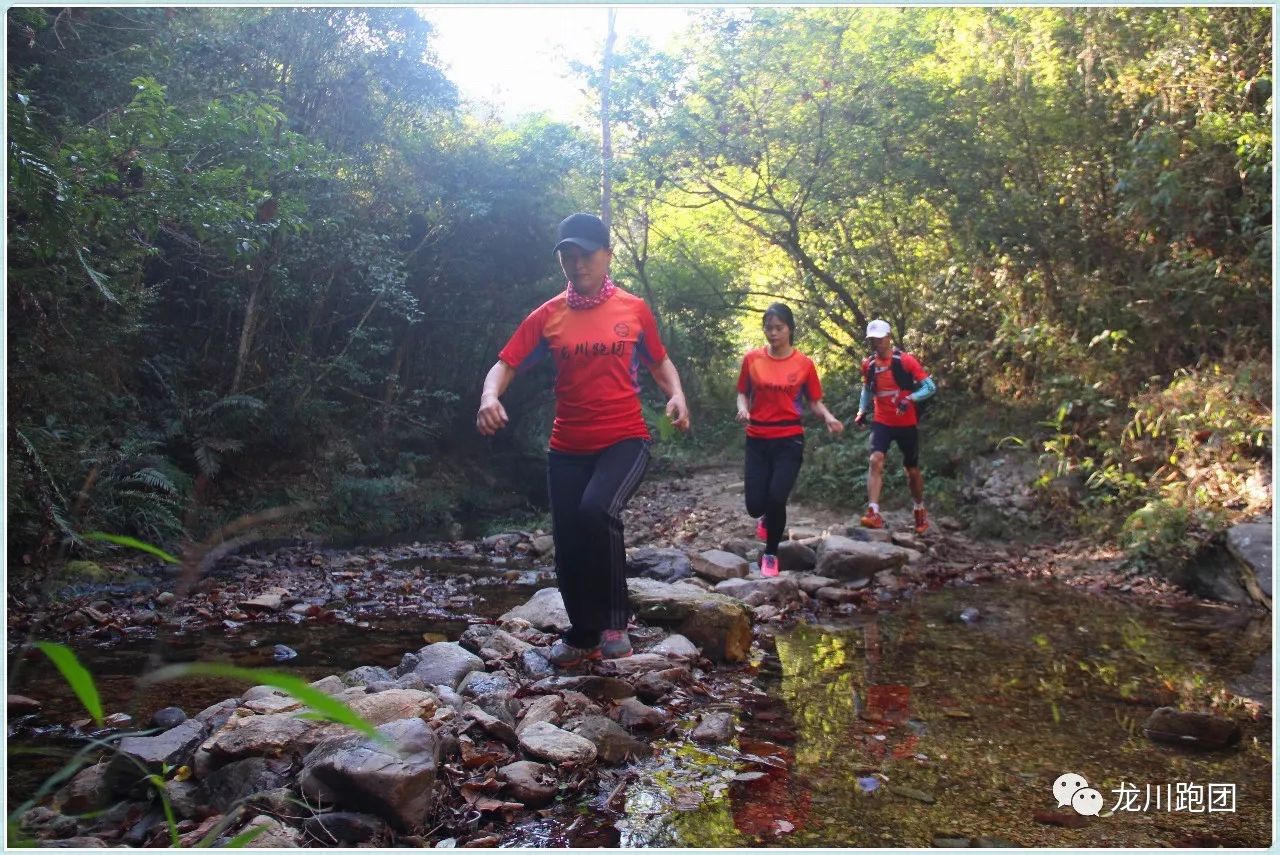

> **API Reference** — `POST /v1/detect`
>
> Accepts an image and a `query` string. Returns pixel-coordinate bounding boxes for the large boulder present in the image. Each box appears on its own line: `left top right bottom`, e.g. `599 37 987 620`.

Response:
815 535 911 582
499 587 571 632
407 643 484 691
625 578 752 663
691 549 749 582
1226 522 1272 607
195 713 320 776
714 575 803 608
105 719 206 795
626 547 693 583
298 717 441 830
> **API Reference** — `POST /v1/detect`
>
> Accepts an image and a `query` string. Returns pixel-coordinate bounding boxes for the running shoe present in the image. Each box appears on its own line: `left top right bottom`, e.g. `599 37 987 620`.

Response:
760 554 779 577
755 516 767 540
860 507 885 529
600 629 633 659
914 508 930 536
547 639 601 667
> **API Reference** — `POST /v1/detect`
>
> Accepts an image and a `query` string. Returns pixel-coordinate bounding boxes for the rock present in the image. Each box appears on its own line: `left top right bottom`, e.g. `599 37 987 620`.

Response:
815 586 861 604
786 525 825 540
244 694 303 715
198 713 318 772
752 604 781 621
691 549 749 582
344 665 394 687
571 715 651 764
459 625 533 660
517 721 597 765
193 699 239 730
33 837 107 847
239 588 287 612
298 716 441 830
889 785 936 804
518 649 555 679
777 540 817 572
815 536 911 582
933 837 971 847
51 763 109 814
499 760 557 808
1226 522 1272 605
272 644 297 662
105 719 206 795
408 643 485 691
843 526 893 543
715 575 802 607
9 694 42 715
458 670 518 703
647 634 699 659
150 706 187 729
204 756 287 812
236 815 302 847
789 572 839 595
303 811 386 845
164 779 206 820
310 675 348 696
499 588 572 632
613 697 670 730
530 535 555 557
155 591 176 606
1033 809 1087 828
626 578 753 663
528 675 635 700
718 538 760 560
959 607 982 623
346 689 439 726
483 532 523 551
1142 707 1242 750
625 547 693 583
516 695 565 735
691 711 736 744
462 703 519 748
633 668 689 704
594 653 677 677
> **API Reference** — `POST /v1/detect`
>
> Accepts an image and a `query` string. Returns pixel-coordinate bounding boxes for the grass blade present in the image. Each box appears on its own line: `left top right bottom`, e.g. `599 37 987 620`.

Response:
34 642 103 727
82 531 180 564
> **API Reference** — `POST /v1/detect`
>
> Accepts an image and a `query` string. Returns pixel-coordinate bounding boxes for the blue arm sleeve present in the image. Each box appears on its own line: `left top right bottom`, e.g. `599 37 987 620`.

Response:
908 376 936 402
859 384 872 413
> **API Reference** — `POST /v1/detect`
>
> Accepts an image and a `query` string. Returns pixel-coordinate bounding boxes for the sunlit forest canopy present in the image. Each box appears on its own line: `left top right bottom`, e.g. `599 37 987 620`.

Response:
7 6 1271 562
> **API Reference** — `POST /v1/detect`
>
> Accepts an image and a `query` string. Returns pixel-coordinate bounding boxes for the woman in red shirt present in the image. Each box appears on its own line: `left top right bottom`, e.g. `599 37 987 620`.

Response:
476 213 690 666
736 304 843 576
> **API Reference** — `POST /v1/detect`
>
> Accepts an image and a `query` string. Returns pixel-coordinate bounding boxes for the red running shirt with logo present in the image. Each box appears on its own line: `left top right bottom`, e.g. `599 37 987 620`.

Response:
499 289 667 454
737 347 823 439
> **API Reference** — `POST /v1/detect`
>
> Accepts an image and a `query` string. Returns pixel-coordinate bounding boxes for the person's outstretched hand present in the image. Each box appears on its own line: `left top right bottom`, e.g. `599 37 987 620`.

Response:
853 411 868 428
735 405 751 424
666 394 691 432
825 414 845 434
476 396 509 435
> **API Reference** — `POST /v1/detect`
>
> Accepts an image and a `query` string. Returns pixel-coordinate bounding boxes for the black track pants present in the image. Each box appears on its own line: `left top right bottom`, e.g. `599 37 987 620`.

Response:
744 435 805 556
547 438 650 647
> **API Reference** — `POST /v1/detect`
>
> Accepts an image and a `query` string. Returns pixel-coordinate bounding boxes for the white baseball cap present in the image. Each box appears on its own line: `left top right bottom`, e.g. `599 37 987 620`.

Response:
865 319 891 339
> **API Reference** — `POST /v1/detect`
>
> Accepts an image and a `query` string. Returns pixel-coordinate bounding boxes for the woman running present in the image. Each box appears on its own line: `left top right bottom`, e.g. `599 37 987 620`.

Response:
476 213 690 665
736 303 843 576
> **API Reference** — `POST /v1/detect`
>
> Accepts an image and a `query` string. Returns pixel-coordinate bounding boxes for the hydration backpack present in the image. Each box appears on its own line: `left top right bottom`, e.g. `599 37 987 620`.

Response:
862 347 931 420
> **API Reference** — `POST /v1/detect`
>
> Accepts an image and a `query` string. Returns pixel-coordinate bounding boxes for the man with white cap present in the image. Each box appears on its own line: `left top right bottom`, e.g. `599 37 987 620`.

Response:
853 319 936 534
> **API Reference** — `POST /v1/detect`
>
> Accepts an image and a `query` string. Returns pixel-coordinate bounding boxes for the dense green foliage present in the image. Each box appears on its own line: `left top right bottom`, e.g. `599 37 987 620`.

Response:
8 7 1271 566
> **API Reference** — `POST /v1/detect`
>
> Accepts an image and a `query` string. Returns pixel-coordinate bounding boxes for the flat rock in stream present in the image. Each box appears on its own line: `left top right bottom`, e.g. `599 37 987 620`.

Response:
777 540 817 572
691 711 736 744
499 587 572 632
626 547 693 583
1142 707 1242 750
691 549 750 582
407 643 484 691
105 719 207 795
298 717 441 830
625 578 753 663
517 721 597 765
816 536 911 582
571 715 651 763
499 760 557 808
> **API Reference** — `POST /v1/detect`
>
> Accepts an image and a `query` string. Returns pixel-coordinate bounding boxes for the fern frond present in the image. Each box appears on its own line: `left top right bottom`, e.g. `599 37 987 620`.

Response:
193 444 221 478
123 467 179 496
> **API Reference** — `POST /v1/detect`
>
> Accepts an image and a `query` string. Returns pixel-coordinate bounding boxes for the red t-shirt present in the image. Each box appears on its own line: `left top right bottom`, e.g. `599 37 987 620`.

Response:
737 347 823 439
862 351 928 427
499 289 668 454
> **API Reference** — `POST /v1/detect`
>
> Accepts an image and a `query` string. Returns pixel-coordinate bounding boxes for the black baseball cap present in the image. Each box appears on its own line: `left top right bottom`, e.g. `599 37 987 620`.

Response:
554 213 609 254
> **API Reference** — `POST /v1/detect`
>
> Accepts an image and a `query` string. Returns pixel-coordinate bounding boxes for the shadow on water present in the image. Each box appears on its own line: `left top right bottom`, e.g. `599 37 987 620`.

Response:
610 582 1271 848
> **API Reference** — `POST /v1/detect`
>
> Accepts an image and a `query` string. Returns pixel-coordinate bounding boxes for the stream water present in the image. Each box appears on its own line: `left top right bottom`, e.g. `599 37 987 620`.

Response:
8 568 1272 847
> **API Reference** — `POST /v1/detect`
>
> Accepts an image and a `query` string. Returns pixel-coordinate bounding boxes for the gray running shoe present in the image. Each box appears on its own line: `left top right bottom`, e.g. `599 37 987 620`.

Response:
600 629 633 659
548 639 601 668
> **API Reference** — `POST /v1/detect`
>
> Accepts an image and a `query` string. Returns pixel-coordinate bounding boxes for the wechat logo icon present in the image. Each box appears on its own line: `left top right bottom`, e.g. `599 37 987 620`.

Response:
1054 772 1104 817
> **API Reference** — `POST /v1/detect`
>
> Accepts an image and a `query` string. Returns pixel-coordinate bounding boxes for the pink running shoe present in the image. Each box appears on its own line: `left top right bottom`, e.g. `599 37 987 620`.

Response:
760 554 779 577
755 516 767 540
